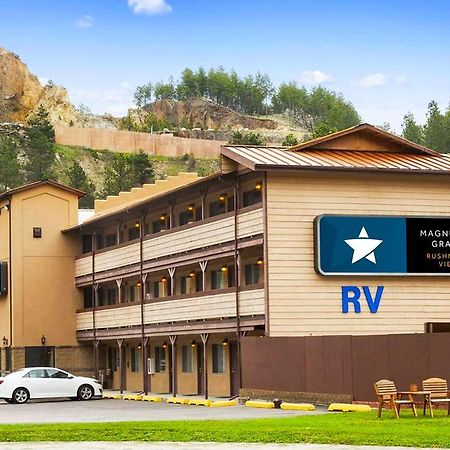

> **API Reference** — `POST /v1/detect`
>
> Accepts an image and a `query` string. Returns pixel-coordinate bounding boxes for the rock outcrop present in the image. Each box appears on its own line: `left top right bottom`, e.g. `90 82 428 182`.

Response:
0 47 115 128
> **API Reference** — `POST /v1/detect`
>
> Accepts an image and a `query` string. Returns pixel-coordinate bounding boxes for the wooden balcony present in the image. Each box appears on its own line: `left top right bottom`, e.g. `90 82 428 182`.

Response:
76 287 264 332
75 205 263 278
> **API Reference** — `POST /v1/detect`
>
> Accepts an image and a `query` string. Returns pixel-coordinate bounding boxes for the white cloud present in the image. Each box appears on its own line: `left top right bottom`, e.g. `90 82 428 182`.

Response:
298 70 333 85
356 73 387 88
128 0 172 15
395 75 409 85
75 15 94 28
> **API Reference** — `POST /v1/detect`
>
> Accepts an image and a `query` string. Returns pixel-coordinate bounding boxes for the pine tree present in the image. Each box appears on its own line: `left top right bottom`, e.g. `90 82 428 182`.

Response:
66 161 96 208
401 112 424 145
130 151 155 186
0 136 24 191
424 101 448 152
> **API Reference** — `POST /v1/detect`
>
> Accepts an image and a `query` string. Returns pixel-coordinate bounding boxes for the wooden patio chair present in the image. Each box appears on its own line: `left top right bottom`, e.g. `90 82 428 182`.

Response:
374 379 417 418
422 377 450 418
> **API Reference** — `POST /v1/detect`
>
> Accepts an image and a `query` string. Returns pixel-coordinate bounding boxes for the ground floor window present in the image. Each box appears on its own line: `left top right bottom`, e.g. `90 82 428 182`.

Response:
182 345 194 373
212 344 225 373
155 347 166 372
107 347 117 372
131 347 140 372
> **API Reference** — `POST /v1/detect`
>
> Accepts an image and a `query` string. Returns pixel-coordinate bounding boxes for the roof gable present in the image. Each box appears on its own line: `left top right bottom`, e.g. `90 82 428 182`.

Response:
289 123 439 156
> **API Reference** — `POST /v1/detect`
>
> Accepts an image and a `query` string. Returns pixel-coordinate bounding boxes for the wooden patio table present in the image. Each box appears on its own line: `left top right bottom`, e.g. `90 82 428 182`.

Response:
397 390 431 415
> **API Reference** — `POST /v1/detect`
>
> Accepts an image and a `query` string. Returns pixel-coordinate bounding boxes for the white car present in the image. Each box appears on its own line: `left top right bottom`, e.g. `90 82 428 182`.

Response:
0 367 102 404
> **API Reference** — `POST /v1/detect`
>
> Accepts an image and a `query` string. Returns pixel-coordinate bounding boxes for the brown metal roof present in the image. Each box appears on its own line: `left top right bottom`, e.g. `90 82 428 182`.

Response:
221 146 450 174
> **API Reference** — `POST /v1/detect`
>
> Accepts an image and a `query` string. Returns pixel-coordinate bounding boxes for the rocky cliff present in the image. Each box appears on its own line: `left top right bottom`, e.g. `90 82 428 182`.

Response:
0 47 115 128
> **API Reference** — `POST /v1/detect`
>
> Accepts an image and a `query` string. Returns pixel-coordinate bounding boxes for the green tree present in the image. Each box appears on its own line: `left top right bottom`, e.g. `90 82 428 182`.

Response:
101 154 136 197
423 101 449 152
229 130 267 145
119 112 137 131
154 77 177 100
311 123 338 139
66 161 96 208
282 134 299 147
134 83 153 109
130 151 155 185
401 112 424 145
24 107 56 182
0 136 23 191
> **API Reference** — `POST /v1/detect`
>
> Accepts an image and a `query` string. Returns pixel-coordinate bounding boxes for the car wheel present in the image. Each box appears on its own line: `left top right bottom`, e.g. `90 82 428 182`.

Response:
12 388 29 404
77 384 94 401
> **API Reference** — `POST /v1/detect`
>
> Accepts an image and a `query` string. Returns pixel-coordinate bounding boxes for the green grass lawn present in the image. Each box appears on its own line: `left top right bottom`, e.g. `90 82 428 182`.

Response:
0 410 449 447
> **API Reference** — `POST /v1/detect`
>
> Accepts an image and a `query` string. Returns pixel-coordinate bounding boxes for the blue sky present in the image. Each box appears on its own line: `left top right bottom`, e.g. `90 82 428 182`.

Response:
0 0 449 130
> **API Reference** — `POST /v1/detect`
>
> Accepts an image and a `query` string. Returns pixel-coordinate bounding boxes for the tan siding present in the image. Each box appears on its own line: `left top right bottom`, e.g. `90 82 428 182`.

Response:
77 288 264 331
75 208 263 278
267 171 450 337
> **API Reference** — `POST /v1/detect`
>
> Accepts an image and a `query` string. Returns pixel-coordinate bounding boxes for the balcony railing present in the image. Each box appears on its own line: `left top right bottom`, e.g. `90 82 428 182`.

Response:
75 205 263 278
76 287 264 331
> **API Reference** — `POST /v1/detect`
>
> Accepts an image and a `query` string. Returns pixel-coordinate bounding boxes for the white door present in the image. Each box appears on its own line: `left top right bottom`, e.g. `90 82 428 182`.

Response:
21 369 53 398
46 369 78 397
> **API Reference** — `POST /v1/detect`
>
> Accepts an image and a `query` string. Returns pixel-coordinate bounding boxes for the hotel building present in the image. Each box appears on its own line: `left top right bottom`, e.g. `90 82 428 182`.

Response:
2 124 450 401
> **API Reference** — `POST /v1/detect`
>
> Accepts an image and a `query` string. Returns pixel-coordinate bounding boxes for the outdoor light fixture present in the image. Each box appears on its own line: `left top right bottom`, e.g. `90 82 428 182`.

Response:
41 335 46 346
136 282 141 287
190 340 197 348
134 221 140 228
161 342 168 349
222 338 229 346
257 257 264 265
160 213 167 222
137 344 142 350
160 276 168 283
189 271 196 278
221 265 228 273
2 336 8 347
219 193 227 202
255 182 262 191
187 204 195 212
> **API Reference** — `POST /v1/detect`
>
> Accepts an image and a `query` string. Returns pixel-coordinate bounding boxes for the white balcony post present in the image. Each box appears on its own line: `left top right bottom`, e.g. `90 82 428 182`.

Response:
168 267 176 296
199 261 208 292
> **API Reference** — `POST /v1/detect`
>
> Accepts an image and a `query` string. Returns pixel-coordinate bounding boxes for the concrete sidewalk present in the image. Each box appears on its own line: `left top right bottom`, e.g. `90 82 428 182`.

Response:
0 443 445 450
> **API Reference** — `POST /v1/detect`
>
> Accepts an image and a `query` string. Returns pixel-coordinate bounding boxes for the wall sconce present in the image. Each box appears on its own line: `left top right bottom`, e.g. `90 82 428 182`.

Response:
136 282 141 287
190 340 197 348
160 213 167 222
255 182 262 191
161 342 168 349
220 265 228 273
137 344 142 350
134 221 140 228
257 257 264 265
222 338 229 346
160 276 168 283
187 204 195 212
41 335 46 346
189 271 195 278
219 193 227 202
2 336 8 347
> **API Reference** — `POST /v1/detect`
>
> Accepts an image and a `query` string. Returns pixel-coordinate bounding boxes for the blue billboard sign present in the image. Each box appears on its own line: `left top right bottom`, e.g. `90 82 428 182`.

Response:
315 215 450 275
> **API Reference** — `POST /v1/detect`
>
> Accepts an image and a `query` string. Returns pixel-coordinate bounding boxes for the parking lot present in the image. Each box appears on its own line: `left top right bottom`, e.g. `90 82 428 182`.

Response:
0 398 325 424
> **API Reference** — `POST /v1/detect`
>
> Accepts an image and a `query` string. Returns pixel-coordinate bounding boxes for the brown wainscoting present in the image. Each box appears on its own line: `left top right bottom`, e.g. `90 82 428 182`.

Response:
241 333 450 402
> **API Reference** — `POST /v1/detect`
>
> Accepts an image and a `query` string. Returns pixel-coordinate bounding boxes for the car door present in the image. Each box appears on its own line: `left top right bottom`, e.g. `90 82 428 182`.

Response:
46 369 77 397
21 369 52 398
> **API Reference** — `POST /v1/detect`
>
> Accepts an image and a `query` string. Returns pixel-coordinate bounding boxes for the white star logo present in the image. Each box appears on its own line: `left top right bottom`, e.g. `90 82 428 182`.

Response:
344 227 383 264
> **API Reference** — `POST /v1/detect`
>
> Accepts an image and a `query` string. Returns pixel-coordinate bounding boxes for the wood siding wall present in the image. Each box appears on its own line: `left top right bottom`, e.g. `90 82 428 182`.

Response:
77 288 264 331
75 208 263 278
266 171 450 336
241 334 450 401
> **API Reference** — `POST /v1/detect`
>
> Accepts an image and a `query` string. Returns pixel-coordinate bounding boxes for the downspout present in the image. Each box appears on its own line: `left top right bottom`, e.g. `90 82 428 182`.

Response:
7 198 12 349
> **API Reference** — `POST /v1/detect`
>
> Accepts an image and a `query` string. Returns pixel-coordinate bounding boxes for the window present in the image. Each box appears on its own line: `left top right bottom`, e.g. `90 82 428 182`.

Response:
107 347 117 371
180 275 196 295
179 210 194 226
128 227 140 241
209 200 226 217
83 287 93 309
107 288 116 305
25 369 48 378
82 235 92 253
211 270 225 290
47 369 70 379
152 281 160 299
152 220 162 233
33 227 42 238
105 233 116 247
97 287 104 307
182 345 194 373
95 234 104 250
155 347 166 372
212 344 225 373
131 347 140 372
243 189 262 207
245 264 260 285
129 285 135 302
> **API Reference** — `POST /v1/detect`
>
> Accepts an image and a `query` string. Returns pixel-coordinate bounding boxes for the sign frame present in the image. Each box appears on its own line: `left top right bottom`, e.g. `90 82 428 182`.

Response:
314 214 450 277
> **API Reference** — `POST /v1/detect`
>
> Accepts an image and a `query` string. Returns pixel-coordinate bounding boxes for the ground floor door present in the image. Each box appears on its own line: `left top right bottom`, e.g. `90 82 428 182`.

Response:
197 344 204 395
229 341 239 397
25 346 55 367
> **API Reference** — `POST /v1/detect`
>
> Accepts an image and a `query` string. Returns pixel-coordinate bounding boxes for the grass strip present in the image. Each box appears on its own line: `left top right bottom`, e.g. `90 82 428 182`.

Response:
0 411 449 447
